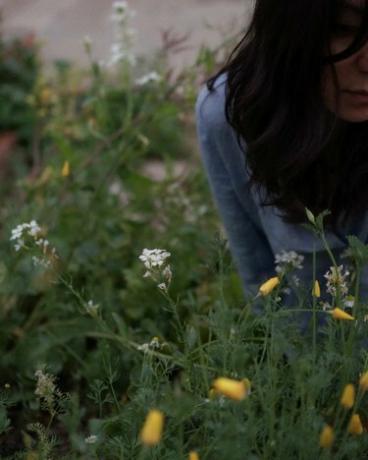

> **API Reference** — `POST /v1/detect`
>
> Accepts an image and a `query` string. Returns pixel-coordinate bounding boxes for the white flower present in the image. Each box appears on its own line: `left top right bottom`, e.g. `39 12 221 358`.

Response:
34 369 56 407
32 256 51 268
158 282 167 291
112 1 130 15
107 0 136 68
14 239 25 252
149 336 161 349
291 274 300 287
139 248 171 270
162 265 172 283
343 295 355 309
85 300 99 317
321 301 333 311
139 248 172 288
275 250 304 274
10 221 41 242
28 220 41 237
10 220 58 267
323 265 350 297
137 336 163 353
137 343 150 352
135 71 162 86
85 434 98 444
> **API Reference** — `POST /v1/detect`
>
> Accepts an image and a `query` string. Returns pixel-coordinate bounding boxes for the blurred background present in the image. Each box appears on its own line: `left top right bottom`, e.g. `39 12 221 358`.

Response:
0 0 253 72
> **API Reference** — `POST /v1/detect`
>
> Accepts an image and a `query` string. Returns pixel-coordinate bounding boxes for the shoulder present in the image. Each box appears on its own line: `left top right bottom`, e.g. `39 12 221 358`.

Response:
195 72 254 198
195 72 229 134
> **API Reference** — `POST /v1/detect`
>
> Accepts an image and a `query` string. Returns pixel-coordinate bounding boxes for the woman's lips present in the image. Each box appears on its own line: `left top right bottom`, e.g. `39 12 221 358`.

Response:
344 90 368 103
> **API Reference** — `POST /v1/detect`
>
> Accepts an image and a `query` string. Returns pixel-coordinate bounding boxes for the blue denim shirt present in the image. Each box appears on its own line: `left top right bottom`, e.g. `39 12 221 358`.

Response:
195 72 368 305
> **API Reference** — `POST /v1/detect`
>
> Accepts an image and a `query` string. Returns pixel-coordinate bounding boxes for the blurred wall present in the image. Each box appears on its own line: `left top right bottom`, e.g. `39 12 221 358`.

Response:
0 0 254 71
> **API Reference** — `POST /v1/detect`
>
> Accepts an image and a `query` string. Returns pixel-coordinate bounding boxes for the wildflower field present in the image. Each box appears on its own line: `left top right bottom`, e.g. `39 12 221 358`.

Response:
3 2 368 459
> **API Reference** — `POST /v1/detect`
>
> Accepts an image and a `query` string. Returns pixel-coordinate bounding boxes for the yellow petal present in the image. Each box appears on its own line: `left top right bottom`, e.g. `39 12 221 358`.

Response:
259 276 280 296
312 280 321 298
212 377 247 401
359 371 368 392
140 409 164 446
348 414 363 435
61 160 70 177
320 424 334 448
340 384 355 409
331 307 354 321
189 451 200 460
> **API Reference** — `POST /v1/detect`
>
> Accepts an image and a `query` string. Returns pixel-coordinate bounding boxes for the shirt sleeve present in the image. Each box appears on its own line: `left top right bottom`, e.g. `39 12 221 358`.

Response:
195 81 275 297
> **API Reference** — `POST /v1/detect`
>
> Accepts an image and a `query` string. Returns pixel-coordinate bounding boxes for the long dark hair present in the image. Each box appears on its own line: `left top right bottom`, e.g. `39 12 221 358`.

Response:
207 0 368 234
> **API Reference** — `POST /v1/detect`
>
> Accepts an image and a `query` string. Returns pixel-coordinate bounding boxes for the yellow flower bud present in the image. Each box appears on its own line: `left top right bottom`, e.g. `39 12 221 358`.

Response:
259 276 279 296
189 451 200 460
340 384 355 409
348 414 363 435
320 424 334 448
212 377 247 401
312 280 321 298
61 161 70 177
140 409 164 446
330 307 354 321
359 371 368 392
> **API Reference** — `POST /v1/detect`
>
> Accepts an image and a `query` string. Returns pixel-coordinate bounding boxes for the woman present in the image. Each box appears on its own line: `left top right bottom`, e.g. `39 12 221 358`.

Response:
195 0 368 313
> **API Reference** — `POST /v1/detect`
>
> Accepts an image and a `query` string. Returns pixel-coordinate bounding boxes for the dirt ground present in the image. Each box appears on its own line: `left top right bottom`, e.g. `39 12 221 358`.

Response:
0 0 254 71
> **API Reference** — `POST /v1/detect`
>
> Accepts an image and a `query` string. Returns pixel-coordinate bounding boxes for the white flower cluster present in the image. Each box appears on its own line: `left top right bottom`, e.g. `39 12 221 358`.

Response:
34 369 56 408
139 248 172 291
139 248 170 270
10 220 41 252
85 434 98 444
323 264 350 297
137 336 162 353
10 220 58 268
108 0 136 68
135 71 162 86
275 250 304 274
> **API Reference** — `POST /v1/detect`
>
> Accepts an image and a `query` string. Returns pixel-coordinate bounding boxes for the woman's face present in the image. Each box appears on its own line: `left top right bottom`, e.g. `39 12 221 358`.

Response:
322 0 368 122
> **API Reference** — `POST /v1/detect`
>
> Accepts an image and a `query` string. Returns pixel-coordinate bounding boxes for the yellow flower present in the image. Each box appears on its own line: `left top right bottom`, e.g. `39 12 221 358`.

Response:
330 307 354 321
359 371 368 392
320 424 334 448
340 384 355 409
259 276 279 296
212 377 247 401
348 414 363 435
312 280 321 298
140 409 164 446
61 161 70 177
189 451 199 460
